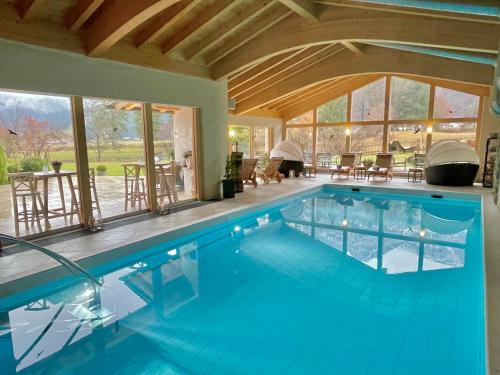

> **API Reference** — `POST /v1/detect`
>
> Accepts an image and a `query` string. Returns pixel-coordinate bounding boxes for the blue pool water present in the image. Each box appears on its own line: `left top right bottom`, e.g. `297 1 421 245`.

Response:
0 186 485 374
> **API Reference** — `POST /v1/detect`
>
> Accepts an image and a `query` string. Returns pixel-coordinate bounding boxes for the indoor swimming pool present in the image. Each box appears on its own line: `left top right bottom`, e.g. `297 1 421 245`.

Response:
0 186 485 374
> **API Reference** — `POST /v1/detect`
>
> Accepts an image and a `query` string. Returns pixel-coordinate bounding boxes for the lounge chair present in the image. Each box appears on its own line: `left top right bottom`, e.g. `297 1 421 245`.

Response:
331 153 356 179
256 157 284 184
240 158 258 187
367 153 394 181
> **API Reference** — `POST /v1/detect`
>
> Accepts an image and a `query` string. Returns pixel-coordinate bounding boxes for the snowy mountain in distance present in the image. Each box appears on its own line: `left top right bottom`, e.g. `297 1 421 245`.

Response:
0 91 72 130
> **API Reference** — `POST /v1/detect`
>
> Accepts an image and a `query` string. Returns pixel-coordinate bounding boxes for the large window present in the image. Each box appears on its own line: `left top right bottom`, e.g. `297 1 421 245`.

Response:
83 99 148 220
389 124 426 170
316 126 345 165
433 87 479 119
351 78 386 122
228 125 250 157
389 76 430 120
0 90 76 237
283 75 483 170
253 127 268 158
152 105 197 204
287 110 313 125
432 122 477 148
286 127 313 157
350 125 384 158
317 95 347 123
228 125 270 159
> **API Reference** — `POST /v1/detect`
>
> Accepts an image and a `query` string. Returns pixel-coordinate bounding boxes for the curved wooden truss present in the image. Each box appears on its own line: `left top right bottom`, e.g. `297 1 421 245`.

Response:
0 0 496 90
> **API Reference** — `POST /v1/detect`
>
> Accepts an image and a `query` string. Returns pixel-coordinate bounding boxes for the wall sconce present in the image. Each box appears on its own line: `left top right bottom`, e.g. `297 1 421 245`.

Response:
342 219 348 227
229 129 236 138
345 128 351 136
426 126 433 134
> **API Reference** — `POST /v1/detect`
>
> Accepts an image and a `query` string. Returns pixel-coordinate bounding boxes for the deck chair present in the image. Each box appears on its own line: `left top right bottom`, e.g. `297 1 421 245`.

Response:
367 153 394 181
331 153 356 179
256 157 284 184
240 158 258 187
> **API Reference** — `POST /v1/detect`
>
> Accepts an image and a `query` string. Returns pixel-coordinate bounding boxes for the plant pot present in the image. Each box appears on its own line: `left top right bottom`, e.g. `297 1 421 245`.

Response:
222 179 235 198
97 171 106 176
233 178 243 193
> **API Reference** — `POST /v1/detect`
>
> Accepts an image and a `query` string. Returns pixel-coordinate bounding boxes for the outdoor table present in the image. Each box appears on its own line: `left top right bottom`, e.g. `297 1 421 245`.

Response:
408 167 423 183
354 166 366 180
33 170 80 230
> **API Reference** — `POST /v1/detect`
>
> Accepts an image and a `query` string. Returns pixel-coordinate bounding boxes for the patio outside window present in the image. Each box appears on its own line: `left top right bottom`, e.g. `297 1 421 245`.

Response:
83 99 148 221
0 90 77 237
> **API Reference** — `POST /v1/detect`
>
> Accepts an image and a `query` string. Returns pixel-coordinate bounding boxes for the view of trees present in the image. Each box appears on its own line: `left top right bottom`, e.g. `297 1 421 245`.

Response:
286 127 313 154
389 77 430 120
351 78 386 122
317 95 347 123
433 86 479 118
83 100 130 162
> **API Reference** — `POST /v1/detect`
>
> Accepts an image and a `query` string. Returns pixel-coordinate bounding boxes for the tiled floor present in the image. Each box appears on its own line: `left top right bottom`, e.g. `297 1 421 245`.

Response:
0 174 498 373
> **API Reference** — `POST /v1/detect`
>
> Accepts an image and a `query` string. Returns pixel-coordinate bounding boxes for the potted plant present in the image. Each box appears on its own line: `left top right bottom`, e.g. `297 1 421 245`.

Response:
96 165 107 176
222 157 236 198
362 158 374 169
51 160 63 173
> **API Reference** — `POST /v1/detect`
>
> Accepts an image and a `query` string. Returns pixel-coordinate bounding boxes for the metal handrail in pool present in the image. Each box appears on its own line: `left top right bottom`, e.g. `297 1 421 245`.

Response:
0 234 102 287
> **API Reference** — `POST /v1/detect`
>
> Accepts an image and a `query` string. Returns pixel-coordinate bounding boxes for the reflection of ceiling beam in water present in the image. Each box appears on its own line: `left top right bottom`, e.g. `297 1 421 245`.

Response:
284 218 466 249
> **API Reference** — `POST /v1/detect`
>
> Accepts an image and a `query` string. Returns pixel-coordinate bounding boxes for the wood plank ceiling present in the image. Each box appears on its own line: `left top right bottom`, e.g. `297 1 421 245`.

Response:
0 0 498 118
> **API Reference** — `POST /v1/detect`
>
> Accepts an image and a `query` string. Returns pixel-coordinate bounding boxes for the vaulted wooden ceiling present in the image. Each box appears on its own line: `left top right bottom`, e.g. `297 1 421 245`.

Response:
0 0 498 118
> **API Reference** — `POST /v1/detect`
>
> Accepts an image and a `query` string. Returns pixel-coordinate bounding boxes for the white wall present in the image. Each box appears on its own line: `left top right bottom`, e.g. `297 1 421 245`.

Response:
173 107 194 164
0 38 228 199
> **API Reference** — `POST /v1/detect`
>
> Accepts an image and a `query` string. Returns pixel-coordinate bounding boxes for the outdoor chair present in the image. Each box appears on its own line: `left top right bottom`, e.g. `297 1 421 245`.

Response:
256 157 284 184
316 152 332 168
331 153 356 179
240 158 259 187
8 172 44 236
367 153 394 181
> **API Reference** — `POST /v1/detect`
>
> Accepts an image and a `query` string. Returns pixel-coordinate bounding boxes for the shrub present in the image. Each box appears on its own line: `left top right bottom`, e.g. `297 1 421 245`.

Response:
0 146 7 185
95 164 108 176
20 157 45 172
7 164 19 173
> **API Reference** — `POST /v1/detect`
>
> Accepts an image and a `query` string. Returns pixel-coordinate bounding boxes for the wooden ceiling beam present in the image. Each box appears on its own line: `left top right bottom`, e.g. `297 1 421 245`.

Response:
83 0 182 56
234 46 494 114
341 41 364 55
271 77 350 110
316 0 500 24
230 44 338 99
134 0 200 48
65 0 105 32
267 80 339 110
185 0 275 61
229 50 301 89
277 0 320 22
204 3 293 67
280 74 386 121
211 6 499 79
265 82 329 109
233 44 345 102
161 0 237 55
16 0 43 20
391 74 491 97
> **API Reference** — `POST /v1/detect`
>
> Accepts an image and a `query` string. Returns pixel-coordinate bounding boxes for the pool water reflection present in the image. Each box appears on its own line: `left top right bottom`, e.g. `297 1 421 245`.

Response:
0 188 484 374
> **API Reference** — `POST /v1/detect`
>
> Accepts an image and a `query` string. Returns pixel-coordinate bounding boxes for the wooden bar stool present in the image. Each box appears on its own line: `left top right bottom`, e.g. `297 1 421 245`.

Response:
70 168 101 222
156 162 178 207
123 164 148 210
8 172 44 236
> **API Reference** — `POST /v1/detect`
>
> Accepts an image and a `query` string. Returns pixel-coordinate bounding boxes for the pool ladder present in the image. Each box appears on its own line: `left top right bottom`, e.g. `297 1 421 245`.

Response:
0 233 102 287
